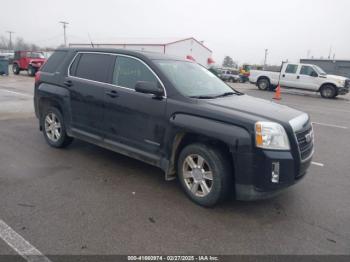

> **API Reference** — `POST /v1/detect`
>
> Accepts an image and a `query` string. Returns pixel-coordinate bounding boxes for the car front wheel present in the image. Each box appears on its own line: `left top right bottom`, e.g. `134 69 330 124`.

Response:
320 84 337 98
177 143 232 207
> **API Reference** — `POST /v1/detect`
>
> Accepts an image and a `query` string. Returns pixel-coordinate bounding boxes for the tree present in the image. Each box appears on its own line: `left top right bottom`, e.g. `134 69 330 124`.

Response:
222 56 235 68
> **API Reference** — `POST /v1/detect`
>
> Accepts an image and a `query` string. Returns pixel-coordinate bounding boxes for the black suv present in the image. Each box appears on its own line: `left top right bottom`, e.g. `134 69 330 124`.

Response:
34 48 314 207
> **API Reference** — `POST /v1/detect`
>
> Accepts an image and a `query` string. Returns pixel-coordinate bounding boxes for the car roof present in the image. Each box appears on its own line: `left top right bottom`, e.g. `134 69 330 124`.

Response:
56 47 189 62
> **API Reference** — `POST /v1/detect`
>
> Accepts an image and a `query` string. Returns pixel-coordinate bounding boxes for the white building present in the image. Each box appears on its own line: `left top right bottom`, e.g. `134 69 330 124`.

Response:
69 37 215 67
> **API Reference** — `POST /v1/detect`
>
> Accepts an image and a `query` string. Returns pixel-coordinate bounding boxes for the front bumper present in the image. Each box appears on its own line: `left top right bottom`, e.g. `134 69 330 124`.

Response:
338 86 349 95
234 149 312 201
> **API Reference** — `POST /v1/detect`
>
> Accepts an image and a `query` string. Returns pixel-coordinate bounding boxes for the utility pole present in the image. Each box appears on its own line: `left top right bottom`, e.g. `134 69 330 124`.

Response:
264 49 268 69
6 31 14 50
59 21 69 47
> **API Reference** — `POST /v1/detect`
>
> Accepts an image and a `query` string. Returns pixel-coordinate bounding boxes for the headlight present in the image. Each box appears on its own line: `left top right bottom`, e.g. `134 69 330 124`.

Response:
337 79 345 86
255 121 290 150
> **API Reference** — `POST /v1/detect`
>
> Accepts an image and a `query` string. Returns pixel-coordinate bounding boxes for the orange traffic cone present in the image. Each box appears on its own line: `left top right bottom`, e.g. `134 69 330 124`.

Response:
273 84 281 100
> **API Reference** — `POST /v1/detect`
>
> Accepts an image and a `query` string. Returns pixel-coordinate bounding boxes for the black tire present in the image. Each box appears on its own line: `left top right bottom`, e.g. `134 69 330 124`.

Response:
12 64 20 75
257 78 270 90
28 65 36 76
177 143 233 207
320 84 337 99
41 106 73 148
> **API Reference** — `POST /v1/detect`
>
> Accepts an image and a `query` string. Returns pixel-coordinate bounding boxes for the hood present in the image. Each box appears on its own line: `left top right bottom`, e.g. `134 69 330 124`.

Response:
203 94 304 125
326 74 348 81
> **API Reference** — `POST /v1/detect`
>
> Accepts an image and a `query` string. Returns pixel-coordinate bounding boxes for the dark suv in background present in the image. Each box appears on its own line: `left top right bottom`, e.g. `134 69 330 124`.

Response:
34 48 314 207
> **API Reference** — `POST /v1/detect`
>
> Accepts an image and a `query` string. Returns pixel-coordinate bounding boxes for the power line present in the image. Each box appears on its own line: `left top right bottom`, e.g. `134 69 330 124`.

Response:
59 21 69 46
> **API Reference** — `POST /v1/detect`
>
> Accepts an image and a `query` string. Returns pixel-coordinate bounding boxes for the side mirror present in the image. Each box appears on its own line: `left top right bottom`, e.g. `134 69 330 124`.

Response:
311 71 318 77
135 81 164 97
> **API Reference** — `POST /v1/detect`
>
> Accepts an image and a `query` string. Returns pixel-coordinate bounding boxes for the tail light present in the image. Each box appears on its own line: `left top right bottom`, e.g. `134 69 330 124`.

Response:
35 71 41 84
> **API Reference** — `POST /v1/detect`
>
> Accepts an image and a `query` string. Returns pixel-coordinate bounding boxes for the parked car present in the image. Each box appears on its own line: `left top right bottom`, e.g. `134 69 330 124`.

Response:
12 51 46 76
249 62 350 98
219 68 241 82
34 48 313 207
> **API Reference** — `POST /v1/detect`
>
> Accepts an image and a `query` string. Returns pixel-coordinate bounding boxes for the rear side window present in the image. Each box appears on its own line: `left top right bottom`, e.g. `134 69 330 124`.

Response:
113 56 158 89
285 64 298 74
41 50 67 73
72 53 115 83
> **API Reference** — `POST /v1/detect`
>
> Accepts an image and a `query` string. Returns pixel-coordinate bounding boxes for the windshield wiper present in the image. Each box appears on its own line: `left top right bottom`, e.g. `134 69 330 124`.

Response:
213 91 239 98
189 95 216 99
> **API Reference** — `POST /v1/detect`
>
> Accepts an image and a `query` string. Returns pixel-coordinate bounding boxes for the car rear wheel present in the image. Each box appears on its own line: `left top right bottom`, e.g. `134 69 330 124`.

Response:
12 64 20 75
177 143 232 207
320 84 337 98
257 78 270 90
42 107 73 148
28 65 36 76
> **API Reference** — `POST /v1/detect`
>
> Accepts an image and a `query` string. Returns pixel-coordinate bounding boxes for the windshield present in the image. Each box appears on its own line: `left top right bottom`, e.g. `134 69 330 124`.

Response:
154 60 238 98
313 65 326 75
29 52 45 59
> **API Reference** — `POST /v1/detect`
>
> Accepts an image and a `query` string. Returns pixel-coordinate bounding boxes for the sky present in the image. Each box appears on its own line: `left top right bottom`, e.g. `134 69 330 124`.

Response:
1 0 349 65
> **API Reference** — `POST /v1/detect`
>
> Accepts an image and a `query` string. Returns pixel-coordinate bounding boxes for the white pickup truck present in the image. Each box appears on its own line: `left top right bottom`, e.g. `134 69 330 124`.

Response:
249 63 350 98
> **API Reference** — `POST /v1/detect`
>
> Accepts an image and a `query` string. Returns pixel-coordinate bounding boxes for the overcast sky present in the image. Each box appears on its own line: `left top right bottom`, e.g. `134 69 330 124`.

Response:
1 0 349 65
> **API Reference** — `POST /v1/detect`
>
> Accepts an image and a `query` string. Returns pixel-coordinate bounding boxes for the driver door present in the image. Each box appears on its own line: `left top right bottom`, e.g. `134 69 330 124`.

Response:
296 65 320 90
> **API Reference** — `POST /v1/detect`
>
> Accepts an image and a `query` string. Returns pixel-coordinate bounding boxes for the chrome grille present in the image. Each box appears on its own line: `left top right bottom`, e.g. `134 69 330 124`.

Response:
295 126 314 161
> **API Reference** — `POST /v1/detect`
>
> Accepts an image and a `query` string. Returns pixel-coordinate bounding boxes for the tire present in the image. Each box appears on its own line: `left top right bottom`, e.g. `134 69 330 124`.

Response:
177 143 233 207
28 65 36 76
257 78 270 90
12 64 20 75
41 107 73 148
320 84 337 99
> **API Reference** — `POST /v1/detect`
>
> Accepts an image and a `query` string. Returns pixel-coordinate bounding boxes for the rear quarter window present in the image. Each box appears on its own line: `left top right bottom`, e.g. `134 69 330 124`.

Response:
41 50 68 73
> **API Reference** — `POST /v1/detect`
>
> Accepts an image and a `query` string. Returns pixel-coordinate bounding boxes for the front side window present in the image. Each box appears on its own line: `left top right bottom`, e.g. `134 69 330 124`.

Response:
154 60 236 97
113 56 158 89
73 53 115 83
285 64 298 74
300 66 317 76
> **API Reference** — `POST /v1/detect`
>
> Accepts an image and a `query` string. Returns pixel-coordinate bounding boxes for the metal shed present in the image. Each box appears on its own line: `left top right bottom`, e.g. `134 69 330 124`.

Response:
69 37 214 68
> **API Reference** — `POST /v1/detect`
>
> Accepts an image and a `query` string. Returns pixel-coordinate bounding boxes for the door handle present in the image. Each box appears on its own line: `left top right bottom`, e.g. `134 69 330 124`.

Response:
282 74 285 77
105 90 119 98
64 80 72 87
297 75 300 79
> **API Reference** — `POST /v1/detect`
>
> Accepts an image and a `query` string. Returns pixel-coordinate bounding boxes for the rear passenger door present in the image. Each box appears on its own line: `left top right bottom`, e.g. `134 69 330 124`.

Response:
67 52 115 138
104 55 167 157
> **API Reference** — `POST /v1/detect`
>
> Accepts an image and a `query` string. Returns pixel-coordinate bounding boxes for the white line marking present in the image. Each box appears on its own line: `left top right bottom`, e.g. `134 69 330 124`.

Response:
311 161 324 167
0 89 32 97
0 219 51 262
312 122 348 129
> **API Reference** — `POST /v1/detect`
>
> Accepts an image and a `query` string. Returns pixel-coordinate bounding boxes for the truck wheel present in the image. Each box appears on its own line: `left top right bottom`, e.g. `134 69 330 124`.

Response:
320 84 336 98
12 64 20 75
257 78 270 90
42 107 73 148
28 65 36 76
177 143 232 207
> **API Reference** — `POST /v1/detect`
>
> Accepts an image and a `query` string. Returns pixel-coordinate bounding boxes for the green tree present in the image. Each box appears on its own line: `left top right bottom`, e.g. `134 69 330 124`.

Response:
222 56 235 68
